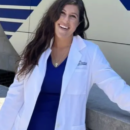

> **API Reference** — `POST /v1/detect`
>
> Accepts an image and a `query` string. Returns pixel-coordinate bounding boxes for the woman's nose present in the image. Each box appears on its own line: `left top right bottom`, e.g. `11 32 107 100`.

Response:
63 15 69 24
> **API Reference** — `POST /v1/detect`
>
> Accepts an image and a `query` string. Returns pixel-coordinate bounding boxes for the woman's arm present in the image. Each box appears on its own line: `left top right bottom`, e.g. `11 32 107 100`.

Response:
0 68 24 130
91 46 130 112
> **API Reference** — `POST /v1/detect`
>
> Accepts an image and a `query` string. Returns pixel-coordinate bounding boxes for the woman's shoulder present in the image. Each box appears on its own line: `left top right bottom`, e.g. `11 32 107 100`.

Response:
76 35 100 54
83 39 98 49
81 38 99 54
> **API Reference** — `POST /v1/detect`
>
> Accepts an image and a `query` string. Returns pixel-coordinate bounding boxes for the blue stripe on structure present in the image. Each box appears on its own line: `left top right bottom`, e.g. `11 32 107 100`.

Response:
0 0 31 6
0 9 33 19
6 35 12 39
0 22 22 32
120 0 130 10
0 0 41 6
31 0 41 6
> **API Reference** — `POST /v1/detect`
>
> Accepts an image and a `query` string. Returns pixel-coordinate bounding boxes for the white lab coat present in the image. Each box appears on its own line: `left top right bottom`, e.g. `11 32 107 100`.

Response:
0 35 130 130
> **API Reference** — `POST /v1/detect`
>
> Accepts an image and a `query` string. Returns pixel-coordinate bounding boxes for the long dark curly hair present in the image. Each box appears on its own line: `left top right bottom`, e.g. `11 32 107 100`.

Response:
17 0 89 79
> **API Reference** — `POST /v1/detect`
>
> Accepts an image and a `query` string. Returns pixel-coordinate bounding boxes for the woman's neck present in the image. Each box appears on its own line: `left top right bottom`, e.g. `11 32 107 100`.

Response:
53 35 73 49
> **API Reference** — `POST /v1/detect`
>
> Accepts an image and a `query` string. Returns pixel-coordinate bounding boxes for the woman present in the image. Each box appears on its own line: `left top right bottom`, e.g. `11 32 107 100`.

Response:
0 0 130 130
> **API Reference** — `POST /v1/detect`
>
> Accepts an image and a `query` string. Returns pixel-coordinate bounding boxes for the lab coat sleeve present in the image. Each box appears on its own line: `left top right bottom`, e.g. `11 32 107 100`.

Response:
91 46 130 112
0 65 24 130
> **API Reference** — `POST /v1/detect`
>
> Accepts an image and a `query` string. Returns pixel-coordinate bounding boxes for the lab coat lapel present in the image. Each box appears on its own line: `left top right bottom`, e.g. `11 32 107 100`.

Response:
59 36 86 102
36 39 53 94
20 40 52 130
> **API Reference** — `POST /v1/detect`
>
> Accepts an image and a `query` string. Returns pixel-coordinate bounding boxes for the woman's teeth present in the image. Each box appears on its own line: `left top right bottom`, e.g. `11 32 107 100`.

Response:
59 24 69 29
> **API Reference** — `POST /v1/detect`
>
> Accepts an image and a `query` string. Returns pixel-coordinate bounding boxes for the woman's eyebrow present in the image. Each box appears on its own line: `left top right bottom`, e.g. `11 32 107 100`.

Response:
62 9 78 16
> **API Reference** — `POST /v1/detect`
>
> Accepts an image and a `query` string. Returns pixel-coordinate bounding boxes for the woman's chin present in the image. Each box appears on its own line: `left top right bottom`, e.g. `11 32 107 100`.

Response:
55 33 72 39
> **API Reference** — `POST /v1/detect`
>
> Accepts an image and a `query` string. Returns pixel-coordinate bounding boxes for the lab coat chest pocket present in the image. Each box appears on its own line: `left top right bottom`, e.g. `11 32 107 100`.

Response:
66 69 88 95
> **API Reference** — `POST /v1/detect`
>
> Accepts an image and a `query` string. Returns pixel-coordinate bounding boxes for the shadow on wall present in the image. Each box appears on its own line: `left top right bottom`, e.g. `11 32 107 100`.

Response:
0 24 19 71
0 24 19 87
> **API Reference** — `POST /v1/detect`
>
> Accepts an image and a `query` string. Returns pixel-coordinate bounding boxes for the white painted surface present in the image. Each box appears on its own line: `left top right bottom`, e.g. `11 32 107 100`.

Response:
9 32 29 54
29 0 53 33
17 17 30 33
11 0 130 51
84 0 130 44
0 5 35 10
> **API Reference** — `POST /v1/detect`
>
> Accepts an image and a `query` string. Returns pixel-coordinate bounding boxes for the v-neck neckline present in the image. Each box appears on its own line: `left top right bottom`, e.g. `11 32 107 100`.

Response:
50 55 67 69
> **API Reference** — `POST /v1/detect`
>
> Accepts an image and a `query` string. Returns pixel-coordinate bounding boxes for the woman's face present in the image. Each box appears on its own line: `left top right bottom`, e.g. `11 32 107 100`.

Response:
55 4 80 39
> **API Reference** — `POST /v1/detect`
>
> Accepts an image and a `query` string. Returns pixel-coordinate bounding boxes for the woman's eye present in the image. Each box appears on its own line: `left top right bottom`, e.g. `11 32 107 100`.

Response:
71 15 76 18
61 11 65 15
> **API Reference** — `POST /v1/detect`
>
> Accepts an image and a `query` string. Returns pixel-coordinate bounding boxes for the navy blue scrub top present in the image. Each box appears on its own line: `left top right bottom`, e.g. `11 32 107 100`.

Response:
27 55 67 130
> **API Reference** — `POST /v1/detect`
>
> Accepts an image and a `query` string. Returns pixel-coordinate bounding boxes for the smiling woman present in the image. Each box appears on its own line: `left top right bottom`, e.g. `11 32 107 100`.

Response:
17 0 89 77
0 0 130 130
55 4 80 39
